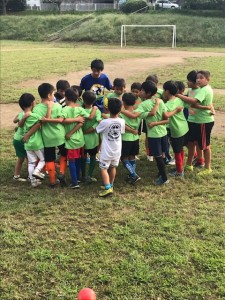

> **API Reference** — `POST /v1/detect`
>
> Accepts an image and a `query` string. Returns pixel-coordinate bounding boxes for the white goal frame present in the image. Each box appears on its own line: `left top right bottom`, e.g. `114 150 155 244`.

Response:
121 25 176 48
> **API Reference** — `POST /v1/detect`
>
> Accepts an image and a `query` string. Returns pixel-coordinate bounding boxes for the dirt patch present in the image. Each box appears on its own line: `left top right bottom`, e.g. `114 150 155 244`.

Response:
1 48 224 137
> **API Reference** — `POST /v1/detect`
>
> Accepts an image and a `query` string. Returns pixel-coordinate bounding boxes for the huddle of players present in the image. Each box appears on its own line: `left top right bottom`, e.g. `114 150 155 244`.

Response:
13 59 214 197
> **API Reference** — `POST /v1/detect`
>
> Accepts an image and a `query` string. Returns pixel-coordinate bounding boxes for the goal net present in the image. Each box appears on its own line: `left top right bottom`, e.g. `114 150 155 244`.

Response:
121 25 176 48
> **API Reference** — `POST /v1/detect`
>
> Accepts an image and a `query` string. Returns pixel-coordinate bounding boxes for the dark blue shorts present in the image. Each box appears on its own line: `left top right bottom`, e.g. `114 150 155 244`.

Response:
148 135 167 157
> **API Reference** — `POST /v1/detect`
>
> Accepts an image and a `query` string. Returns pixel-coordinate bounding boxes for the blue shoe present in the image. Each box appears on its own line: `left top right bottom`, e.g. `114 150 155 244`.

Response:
86 157 90 164
155 177 169 186
168 170 184 178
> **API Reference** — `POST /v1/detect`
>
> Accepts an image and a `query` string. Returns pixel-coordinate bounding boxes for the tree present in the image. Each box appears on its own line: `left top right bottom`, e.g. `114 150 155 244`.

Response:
0 0 9 15
7 0 26 12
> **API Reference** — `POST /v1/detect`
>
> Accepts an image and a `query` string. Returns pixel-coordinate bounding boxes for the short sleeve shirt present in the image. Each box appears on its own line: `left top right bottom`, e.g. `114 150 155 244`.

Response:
120 113 142 141
23 112 44 151
14 112 24 141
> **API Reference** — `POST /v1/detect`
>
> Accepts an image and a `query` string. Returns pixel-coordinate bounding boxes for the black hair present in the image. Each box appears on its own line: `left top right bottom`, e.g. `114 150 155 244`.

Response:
91 59 104 71
187 70 198 83
131 82 142 91
56 80 70 91
108 98 122 115
141 81 157 97
82 91 96 105
19 93 35 110
175 81 185 92
145 74 159 84
65 88 78 103
163 81 178 96
113 78 126 88
71 85 82 97
122 93 136 106
197 70 210 80
38 83 55 99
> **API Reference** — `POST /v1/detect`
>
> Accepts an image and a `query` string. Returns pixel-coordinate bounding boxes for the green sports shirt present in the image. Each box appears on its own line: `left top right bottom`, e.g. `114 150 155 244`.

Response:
120 112 142 141
23 112 44 151
14 112 24 141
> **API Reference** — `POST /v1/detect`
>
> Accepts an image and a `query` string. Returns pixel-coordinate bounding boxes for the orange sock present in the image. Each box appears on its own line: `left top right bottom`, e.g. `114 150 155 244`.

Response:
46 161 56 184
59 156 67 175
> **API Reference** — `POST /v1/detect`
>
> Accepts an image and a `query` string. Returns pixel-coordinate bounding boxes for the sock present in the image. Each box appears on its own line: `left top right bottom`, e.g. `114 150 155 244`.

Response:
28 161 36 180
197 157 205 164
146 147 149 156
89 156 96 177
105 184 111 190
123 160 137 177
175 152 183 173
69 160 77 185
59 156 67 175
129 159 136 172
181 149 185 165
155 156 167 181
81 157 86 178
46 161 56 184
75 158 81 180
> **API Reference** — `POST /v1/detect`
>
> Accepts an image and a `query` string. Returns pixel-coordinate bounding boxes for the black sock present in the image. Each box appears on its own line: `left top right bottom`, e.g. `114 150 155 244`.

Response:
155 156 167 181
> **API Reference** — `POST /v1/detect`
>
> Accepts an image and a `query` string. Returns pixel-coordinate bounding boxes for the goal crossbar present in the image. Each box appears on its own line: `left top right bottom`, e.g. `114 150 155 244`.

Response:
121 25 176 48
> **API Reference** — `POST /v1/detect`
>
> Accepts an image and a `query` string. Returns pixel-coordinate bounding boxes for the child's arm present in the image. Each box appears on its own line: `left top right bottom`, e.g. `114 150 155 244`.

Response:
120 109 141 119
164 107 183 118
65 123 83 140
45 101 54 118
101 113 109 119
148 119 169 128
13 114 20 124
191 102 212 110
63 116 85 124
177 94 198 105
83 127 96 134
125 125 138 135
17 112 31 127
148 98 160 116
41 117 64 123
23 122 41 143
86 106 98 120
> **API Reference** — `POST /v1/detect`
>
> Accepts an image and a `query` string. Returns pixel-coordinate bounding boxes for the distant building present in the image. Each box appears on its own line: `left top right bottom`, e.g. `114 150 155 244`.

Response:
26 0 41 10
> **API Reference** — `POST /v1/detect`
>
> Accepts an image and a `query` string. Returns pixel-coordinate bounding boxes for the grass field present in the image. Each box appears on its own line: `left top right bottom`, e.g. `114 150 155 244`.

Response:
1 39 225 299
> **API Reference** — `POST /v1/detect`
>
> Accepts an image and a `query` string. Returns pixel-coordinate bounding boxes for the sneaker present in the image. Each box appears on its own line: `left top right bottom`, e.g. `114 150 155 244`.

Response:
100 185 113 191
154 177 170 186
69 183 80 189
13 175 27 182
147 155 154 162
130 175 141 184
33 169 45 180
194 161 205 169
86 157 90 164
168 170 184 178
185 165 193 172
85 176 97 183
31 179 42 187
192 156 198 165
197 168 212 177
57 173 67 186
167 158 175 165
99 188 113 197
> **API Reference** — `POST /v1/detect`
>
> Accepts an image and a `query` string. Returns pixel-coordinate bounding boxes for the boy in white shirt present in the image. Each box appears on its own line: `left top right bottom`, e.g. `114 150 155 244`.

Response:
96 98 125 197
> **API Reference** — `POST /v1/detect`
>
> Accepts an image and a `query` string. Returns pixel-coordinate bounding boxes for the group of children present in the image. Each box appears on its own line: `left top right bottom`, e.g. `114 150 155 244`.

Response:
13 59 215 197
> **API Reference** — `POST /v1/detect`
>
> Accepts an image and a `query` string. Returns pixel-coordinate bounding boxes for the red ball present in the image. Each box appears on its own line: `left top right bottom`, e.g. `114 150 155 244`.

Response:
78 288 96 300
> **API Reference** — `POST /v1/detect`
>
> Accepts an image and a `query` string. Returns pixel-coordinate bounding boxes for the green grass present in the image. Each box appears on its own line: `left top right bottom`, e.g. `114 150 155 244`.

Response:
1 129 225 299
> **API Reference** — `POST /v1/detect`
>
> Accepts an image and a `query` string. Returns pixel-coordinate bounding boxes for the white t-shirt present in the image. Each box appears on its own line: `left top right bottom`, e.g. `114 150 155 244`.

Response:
96 117 125 161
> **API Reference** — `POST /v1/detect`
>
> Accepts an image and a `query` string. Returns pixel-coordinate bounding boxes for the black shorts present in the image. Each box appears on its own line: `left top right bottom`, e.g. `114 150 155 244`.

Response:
121 140 139 157
148 135 167 157
188 122 214 150
142 120 147 134
44 144 67 162
170 132 189 153
84 146 98 156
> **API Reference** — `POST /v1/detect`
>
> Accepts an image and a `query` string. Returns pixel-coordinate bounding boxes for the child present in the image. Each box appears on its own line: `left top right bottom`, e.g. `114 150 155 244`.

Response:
131 82 142 109
81 91 102 183
19 93 45 187
96 98 125 197
104 78 126 113
145 74 163 99
177 70 215 176
54 80 70 107
120 93 142 184
12 107 29 181
80 59 112 112
163 81 189 177
71 85 83 107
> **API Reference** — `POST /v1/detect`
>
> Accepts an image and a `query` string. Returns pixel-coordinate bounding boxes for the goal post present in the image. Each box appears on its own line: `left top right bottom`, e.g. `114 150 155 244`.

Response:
121 25 176 48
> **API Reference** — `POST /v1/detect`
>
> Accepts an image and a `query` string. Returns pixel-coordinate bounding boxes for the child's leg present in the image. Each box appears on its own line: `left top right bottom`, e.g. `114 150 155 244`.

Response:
34 150 45 172
155 156 167 181
58 144 67 175
101 168 111 188
14 157 26 177
174 152 183 173
27 151 37 180
13 139 27 179
44 147 56 185
89 155 96 177
68 159 78 187
186 142 195 166
108 166 116 187
204 146 211 169
81 155 87 179
75 158 81 180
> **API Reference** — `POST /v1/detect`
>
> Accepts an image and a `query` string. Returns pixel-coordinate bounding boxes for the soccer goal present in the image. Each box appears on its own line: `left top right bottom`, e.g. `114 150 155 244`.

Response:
121 25 176 48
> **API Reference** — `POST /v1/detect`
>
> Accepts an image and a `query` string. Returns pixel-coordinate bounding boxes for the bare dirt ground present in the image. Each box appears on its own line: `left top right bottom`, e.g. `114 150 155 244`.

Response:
1 48 224 137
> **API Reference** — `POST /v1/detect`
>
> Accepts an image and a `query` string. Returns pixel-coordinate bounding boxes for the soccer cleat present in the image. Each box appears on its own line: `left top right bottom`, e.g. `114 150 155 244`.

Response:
147 155 154 162
57 173 67 186
168 170 184 178
13 175 27 182
31 179 42 188
185 165 193 172
99 188 113 197
85 176 97 183
167 158 176 165
194 161 205 169
130 175 141 184
33 169 45 180
197 168 212 177
69 183 80 189
154 177 170 186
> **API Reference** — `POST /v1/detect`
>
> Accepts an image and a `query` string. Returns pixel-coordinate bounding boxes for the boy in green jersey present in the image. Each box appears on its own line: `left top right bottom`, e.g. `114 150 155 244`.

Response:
81 91 102 183
163 81 189 177
104 78 126 113
177 70 215 176
131 82 142 109
120 93 142 184
19 93 45 187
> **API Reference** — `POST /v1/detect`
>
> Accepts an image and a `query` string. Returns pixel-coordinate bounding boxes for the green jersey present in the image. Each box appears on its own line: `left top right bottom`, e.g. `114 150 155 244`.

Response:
61 106 90 150
120 112 142 141
23 112 43 151
14 112 24 141
165 98 189 138
135 99 167 138
190 85 214 124
153 88 163 99
33 103 65 147
83 107 102 149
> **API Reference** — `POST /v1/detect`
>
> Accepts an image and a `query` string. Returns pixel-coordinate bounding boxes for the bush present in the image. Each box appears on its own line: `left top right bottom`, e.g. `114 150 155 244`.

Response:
120 0 148 14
